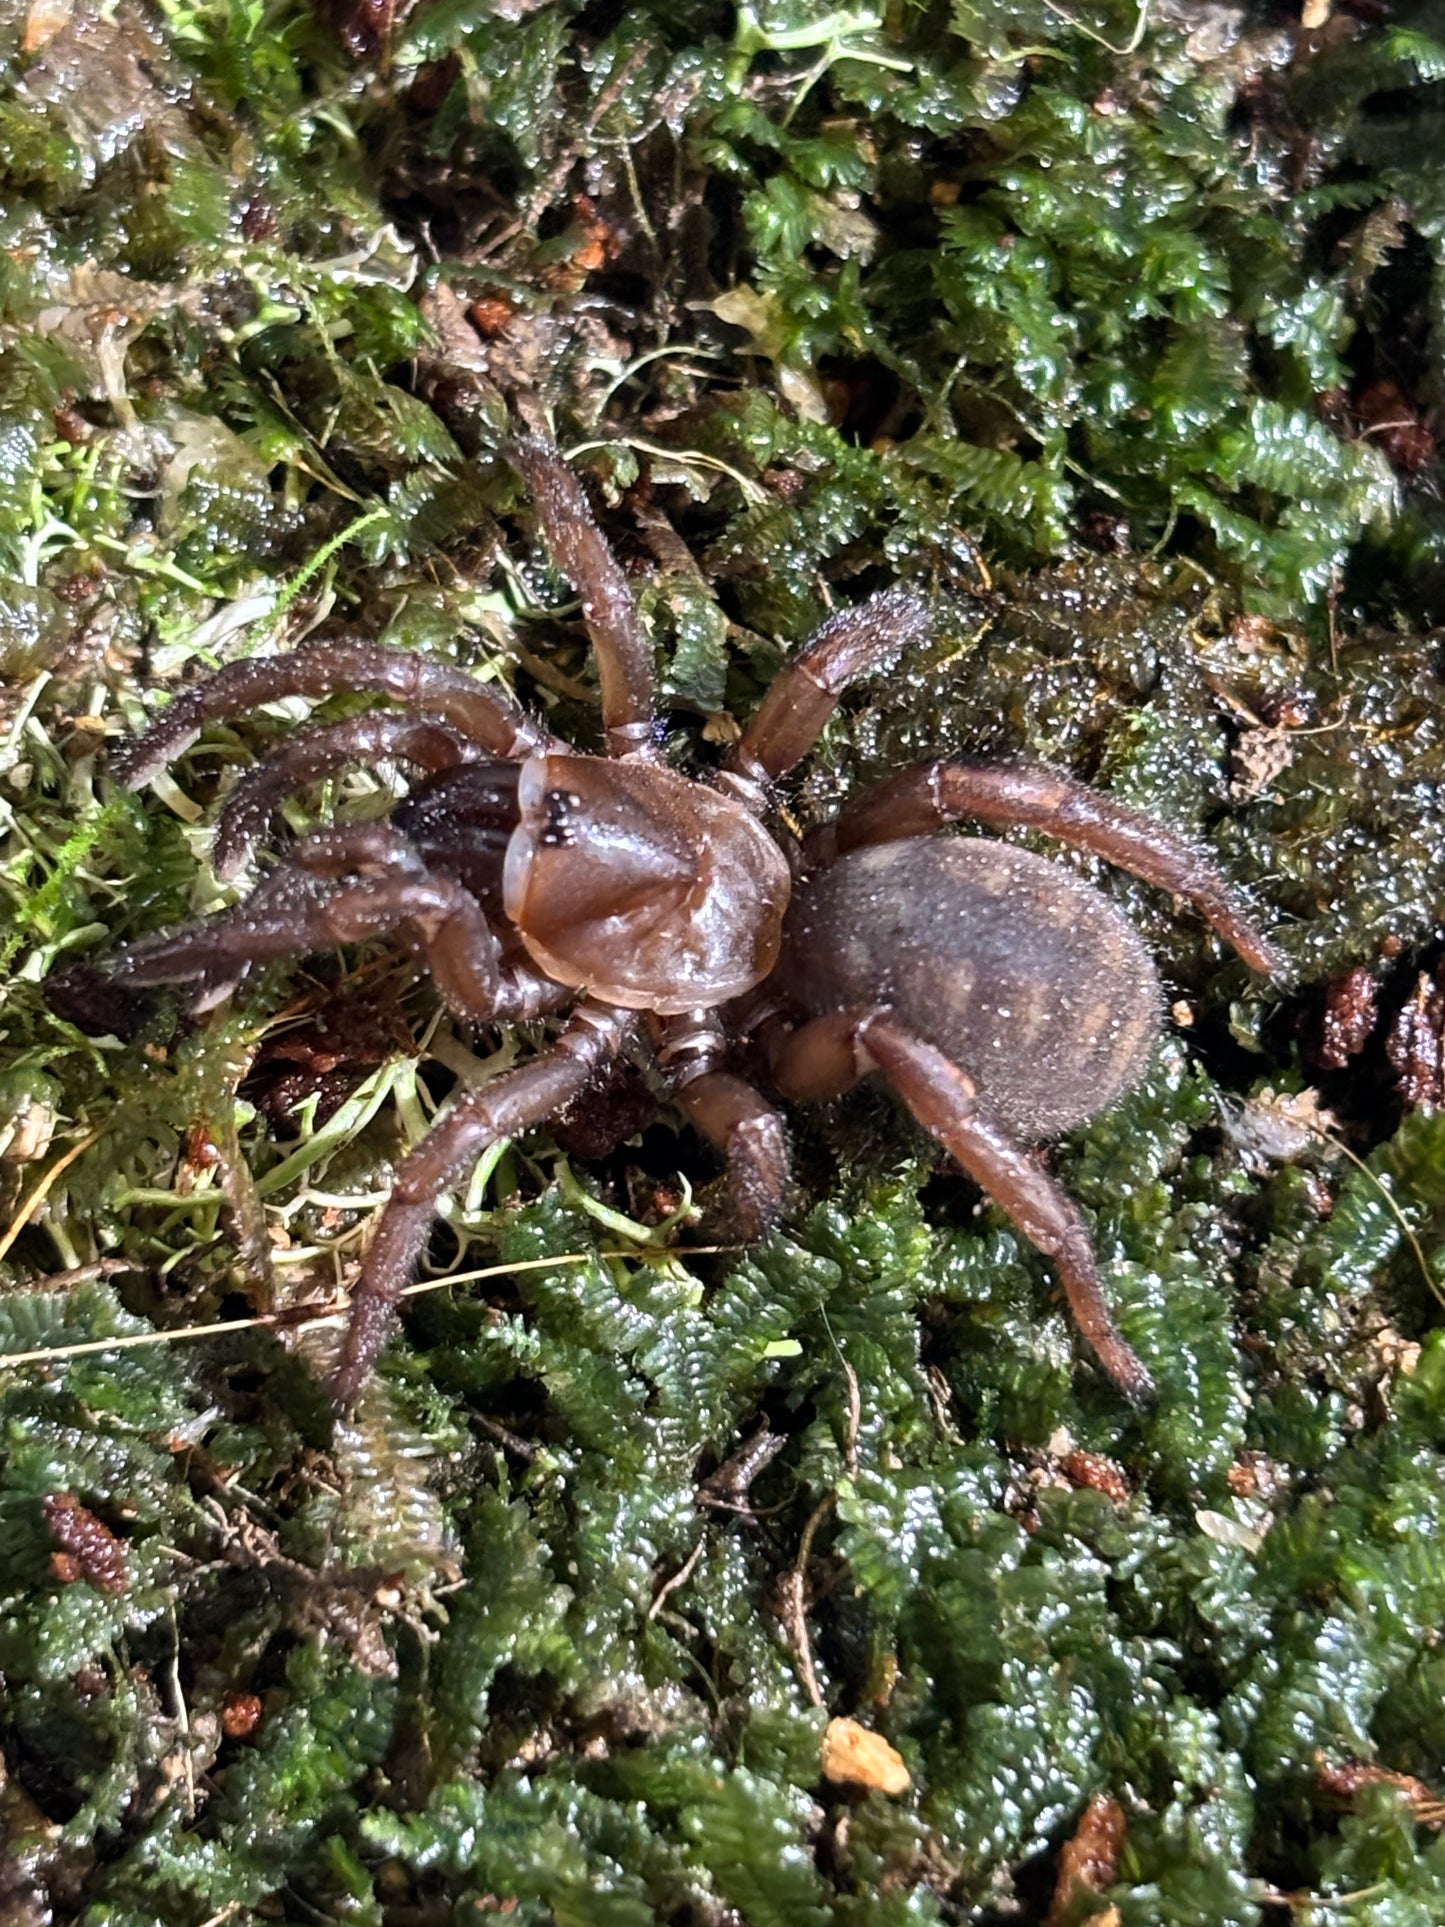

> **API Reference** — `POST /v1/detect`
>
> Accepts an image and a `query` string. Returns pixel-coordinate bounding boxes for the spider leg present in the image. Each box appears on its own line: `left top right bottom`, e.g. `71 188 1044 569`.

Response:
509 433 656 759
727 591 932 784
329 1001 636 1407
814 758 1282 975
766 1006 875 1103
114 640 558 791
213 713 479 878
114 823 528 1024
772 1007 1155 1404
654 1011 789 1239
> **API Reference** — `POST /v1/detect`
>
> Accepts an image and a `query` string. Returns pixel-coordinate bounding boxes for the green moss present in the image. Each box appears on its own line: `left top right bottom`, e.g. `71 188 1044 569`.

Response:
5 0 1445 1920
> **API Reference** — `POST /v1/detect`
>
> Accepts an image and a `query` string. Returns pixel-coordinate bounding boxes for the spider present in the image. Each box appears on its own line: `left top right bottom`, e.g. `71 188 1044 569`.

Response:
107 431 1280 1408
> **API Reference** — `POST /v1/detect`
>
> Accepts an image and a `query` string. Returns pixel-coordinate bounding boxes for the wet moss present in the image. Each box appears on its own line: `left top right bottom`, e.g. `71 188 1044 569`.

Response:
4 0 1445 1921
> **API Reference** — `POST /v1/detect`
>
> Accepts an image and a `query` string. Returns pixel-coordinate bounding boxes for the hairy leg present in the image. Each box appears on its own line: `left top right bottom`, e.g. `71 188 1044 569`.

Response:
114 823 515 1022
727 591 932 785
654 1010 789 1239
509 434 656 759
213 713 478 878
773 1006 1154 1403
330 1001 636 1406
864 1012 1154 1402
114 640 557 790
813 758 1281 975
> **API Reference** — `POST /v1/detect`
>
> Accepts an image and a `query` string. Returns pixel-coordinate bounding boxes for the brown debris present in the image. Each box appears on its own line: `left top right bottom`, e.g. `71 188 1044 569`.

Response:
30 264 202 417
1061 1449 1132 1505
1077 511 1131 554
404 52 460 115
240 195 277 242
51 400 93 445
1319 379 1435 476
20 6 189 169
1355 379 1436 477
537 194 624 293
314 0 397 63
246 993 409 1133
1224 1085 1340 1169
1386 965 1445 1110
1045 1792 1127 1926
42 1492 128 1594
1226 1451 1282 1501
22 0 74 51
761 465 808 503
216 1516 402 1679
470 294 516 340
221 1691 264 1741
1314 965 1378 1070
414 281 491 375
1315 1755 1445 1824
551 1059 657 1163
1230 724 1297 800
0 1750 96 1927
696 1425 789 1513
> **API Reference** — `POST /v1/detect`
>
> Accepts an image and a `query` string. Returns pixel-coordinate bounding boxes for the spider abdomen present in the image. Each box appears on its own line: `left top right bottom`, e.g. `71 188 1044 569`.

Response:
782 838 1161 1139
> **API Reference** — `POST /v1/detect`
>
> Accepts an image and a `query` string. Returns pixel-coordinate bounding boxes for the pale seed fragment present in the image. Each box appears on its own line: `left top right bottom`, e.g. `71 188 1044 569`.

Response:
820 1718 911 1795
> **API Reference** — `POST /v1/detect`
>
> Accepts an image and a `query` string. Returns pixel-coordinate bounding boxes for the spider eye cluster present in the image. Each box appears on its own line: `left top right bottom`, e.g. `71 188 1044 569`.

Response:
540 789 583 848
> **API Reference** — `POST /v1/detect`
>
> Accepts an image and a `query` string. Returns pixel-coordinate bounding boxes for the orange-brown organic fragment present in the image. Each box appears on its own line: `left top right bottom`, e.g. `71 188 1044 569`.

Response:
42 1492 128 1594
1315 1754 1445 1822
221 1691 265 1741
1314 965 1378 1070
1062 1449 1132 1504
1045 1792 1126 1926
1386 966 1445 1109
820 1718 911 1795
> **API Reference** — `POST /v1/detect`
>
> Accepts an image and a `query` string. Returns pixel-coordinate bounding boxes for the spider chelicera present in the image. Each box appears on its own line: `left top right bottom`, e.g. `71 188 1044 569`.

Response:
108 430 1280 1407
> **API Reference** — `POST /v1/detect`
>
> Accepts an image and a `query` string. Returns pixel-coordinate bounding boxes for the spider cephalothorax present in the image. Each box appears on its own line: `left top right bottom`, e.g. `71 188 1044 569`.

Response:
107 429 1280 1408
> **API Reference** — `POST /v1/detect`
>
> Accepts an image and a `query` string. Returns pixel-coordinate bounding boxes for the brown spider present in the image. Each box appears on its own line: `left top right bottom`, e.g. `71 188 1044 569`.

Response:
107 433 1280 1408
